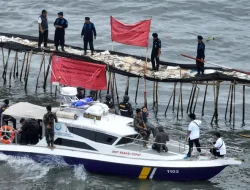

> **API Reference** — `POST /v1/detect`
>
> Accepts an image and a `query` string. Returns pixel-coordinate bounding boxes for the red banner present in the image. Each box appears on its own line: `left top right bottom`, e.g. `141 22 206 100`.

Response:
51 56 107 90
110 16 151 47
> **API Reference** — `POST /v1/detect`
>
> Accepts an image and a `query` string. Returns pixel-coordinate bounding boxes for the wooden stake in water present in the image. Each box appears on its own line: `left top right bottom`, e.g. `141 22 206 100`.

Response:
202 81 208 116
25 51 33 90
225 84 232 120
135 77 140 105
20 52 27 82
36 54 45 92
187 84 194 113
2 49 11 82
43 55 52 90
242 85 245 125
172 82 177 112
9 51 18 88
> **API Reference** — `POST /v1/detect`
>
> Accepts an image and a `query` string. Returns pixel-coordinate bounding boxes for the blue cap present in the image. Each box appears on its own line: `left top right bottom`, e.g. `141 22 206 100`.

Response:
58 12 63 16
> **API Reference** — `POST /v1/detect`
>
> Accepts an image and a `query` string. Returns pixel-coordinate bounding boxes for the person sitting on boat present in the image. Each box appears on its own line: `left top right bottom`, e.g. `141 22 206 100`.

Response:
134 108 150 147
142 106 157 138
184 113 201 159
43 105 58 149
76 86 85 99
0 99 17 129
104 94 114 109
88 90 97 101
210 132 226 158
152 126 169 153
119 95 133 118
19 118 40 145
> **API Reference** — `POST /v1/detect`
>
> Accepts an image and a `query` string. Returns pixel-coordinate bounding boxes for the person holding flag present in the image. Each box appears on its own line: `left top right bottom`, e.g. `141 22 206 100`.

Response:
151 33 161 71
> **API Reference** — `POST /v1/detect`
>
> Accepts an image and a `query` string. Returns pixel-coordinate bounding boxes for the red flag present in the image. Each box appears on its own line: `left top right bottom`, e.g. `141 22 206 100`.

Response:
51 56 107 90
110 16 151 47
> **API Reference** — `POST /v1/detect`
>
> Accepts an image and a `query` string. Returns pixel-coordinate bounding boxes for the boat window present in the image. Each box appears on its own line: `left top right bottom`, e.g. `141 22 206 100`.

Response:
116 135 138 145
67 127 117 145
54 138 97 151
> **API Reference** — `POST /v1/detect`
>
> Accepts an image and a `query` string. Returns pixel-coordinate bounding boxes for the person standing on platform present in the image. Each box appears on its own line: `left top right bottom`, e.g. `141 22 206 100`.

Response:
151 33 161 71
196 35 205 75
81 17 97 55
38 10 48 48
54 12 68 51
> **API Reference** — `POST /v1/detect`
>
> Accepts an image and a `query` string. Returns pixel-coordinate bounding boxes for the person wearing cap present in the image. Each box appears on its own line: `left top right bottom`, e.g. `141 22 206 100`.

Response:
152 126 169 153
0 99 17 129
38 10 48 48
134 108 150 147
196 35 206 75
104 94 114 109
119 95 133 118
76 87 85 99
54 12 68 51
151 33 161 71
210 132 226 158
184 113 202 159
81 17 97 55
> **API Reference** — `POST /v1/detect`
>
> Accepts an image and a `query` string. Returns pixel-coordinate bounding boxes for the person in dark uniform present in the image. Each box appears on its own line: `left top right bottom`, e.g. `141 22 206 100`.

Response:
76 87 85 99
196 35 205 75
38 10 48 48
151 33 161 71
119 95 133 118
152 126 169 153
0 99 16 129
88 90 97 101
54 12 68 51
19 118 39 145
81 17 97 55
43 105 58 149
104 94 114 109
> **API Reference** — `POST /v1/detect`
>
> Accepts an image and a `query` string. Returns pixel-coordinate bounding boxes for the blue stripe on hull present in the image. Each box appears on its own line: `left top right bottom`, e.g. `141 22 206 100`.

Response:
0 151 226 181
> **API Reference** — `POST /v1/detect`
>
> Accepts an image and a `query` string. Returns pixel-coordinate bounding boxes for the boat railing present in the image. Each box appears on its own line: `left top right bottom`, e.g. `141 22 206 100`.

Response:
120 131 243 154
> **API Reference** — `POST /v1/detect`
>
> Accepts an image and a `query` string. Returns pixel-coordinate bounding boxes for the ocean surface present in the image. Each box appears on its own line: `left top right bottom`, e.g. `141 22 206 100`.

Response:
0 0 250 189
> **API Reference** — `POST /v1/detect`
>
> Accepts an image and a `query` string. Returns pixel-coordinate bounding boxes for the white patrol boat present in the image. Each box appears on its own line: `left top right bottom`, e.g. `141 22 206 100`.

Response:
0 87 243 181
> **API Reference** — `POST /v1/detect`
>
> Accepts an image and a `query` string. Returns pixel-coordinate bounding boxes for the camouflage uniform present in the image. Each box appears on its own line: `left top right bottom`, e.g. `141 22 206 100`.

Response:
43 111 58 147
133 115 150 144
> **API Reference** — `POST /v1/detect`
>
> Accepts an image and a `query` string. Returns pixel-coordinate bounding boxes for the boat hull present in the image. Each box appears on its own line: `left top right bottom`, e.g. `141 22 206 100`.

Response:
0 150 227 181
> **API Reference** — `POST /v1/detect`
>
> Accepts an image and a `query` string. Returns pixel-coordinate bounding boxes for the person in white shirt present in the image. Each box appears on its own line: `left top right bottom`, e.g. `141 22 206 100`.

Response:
210 132 226 157
184 113 202 159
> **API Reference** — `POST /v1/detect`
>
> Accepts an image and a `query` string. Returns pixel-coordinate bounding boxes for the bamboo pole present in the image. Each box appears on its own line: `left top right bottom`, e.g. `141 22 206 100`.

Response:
13 52 17 78
25 51 33 90
225 84 232 120
202 81 208 116
164 89 174 116
180 82 183 117
155 81 159 112
1 41 5 68
172 82 177 112
242 85 245 125
43 54 52 90
229 82 234 123
233 82 236 128
111 72 115 104
153 81 156 108
114 74 119 104
9 51 18 88
215 82 220 123
193 86 200 114
36 54 45 92
2 49 11 81
187 84 194 113
189 83 197 114
16 52 19 77
177 83 181 120
135 77 140 105
20 52 27 82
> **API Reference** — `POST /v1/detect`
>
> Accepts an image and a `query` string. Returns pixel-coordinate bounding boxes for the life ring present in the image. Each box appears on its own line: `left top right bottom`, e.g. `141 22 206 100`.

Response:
0 125 15 144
